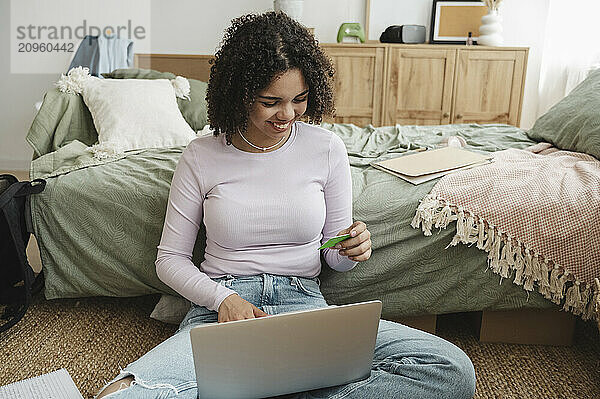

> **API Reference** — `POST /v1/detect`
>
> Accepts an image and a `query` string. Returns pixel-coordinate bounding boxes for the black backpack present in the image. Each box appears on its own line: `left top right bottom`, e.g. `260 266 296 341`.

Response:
0 174 46 333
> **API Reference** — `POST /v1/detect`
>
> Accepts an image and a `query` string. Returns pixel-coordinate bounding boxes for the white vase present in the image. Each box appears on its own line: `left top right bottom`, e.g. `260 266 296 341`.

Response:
478 10 503 46
273 0 304 22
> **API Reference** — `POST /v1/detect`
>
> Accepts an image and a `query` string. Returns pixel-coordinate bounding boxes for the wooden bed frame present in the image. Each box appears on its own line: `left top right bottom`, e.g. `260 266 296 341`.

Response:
130 53 577 346
134 53 214 82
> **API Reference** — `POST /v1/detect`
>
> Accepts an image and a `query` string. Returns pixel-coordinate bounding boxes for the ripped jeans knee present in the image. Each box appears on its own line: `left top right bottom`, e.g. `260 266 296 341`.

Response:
96 371 197 399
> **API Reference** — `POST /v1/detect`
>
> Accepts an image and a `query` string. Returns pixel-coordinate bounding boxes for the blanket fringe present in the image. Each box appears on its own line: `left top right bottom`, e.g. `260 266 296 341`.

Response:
170 76 191 100
56 66 94 94
412 194 600 321
87 142 123 160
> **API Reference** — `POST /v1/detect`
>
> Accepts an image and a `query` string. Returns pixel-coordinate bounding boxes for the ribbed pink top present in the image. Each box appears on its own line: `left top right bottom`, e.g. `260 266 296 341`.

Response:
156 122 356 311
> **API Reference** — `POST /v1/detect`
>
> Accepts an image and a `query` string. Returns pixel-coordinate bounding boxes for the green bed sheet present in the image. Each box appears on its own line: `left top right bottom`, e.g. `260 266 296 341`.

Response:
30 123 554 319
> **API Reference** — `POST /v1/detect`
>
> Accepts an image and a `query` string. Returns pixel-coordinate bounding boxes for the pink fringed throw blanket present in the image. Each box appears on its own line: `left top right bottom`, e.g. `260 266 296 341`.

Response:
411 143 600 320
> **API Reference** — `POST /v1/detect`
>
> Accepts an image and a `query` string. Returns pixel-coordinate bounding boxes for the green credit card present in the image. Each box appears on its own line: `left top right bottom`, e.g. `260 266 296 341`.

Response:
318 234 351 250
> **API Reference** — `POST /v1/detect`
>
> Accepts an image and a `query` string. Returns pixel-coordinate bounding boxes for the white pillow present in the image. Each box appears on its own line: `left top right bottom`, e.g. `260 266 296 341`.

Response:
82 78 196 152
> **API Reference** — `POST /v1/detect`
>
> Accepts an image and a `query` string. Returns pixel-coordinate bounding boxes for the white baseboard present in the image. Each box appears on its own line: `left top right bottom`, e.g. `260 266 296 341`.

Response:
0 158 31 171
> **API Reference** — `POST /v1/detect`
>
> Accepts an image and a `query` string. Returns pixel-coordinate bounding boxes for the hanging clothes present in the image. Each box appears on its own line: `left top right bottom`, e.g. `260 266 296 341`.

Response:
68 35 134 77
68 36 99 75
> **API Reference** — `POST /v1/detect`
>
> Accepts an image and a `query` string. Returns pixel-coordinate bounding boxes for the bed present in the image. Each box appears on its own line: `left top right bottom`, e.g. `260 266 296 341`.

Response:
26 55 600 332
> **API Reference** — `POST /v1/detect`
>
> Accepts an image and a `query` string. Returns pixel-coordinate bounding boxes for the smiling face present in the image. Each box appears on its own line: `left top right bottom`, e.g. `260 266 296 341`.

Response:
240 68 309 151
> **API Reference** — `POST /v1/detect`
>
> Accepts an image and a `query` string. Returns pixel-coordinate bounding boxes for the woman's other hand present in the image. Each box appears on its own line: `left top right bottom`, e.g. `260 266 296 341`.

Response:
335 221 372 262
218 293 269 323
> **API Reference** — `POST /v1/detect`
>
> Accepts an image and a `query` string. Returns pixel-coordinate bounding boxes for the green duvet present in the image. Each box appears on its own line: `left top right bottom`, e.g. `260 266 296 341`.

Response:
30 123 553 319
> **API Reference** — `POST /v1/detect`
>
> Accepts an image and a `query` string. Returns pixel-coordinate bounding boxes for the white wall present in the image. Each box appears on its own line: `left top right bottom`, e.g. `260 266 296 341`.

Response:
501 0 549 130
0 0 547 170
1 0 54 170
149 0 366 53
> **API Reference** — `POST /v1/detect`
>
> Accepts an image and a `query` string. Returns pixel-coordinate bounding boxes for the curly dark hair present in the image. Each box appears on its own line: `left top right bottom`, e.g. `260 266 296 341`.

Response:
206 11 336 144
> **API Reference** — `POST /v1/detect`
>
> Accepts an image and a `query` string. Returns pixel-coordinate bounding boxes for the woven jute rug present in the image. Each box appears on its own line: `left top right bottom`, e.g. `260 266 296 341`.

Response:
1 293 598 399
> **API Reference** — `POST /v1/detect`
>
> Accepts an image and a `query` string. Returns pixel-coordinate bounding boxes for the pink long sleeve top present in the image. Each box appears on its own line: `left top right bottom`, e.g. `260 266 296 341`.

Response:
155 122 356 311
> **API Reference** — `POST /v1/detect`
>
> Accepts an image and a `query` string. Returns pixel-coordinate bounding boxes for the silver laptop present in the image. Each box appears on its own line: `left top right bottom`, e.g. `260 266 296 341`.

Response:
189 300 382 399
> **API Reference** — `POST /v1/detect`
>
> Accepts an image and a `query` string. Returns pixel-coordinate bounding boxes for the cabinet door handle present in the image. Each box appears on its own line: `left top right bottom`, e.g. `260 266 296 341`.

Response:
456 114 463 119
443 112 449 118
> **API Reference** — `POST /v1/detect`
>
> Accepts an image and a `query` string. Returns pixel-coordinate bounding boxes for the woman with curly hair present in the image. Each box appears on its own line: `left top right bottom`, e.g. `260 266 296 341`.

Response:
96 11 475 399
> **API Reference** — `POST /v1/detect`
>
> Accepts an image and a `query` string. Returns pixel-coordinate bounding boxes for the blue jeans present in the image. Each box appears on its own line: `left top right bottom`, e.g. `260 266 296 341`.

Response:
97 274 475 398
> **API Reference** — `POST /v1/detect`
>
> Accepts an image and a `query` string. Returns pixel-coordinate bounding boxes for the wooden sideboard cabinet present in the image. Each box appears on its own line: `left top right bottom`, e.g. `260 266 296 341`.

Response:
452 49 526 126
321 43 528 128
385 47 455 125
321 45 386 127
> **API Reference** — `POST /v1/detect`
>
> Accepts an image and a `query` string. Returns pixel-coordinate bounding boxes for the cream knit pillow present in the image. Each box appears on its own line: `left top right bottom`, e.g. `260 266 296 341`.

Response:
82 78 196 153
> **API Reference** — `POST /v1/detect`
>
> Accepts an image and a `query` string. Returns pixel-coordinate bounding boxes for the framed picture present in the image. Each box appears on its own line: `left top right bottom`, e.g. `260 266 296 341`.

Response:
429 0 488 44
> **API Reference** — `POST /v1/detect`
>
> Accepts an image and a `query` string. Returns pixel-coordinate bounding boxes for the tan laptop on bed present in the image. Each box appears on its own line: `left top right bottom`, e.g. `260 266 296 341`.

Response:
189 300 382 399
